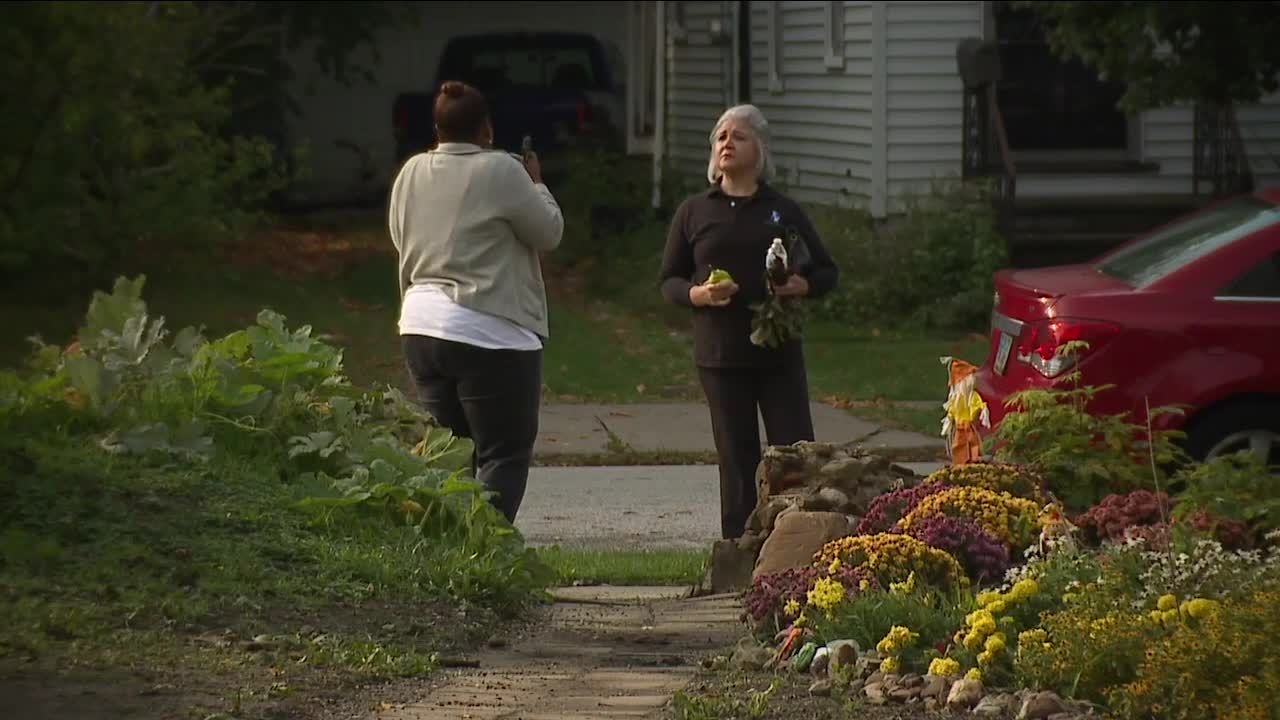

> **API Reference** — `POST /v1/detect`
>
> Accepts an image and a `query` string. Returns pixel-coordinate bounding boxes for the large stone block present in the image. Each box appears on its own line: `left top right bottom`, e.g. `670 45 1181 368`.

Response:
752 511 857 579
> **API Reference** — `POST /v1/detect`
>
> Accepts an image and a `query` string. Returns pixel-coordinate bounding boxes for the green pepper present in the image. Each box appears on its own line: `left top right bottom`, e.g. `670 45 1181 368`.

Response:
791 641 818 673
705 268 733 285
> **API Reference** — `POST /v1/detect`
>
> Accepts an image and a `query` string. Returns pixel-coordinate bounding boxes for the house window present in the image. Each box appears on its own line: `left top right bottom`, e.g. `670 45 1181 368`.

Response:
824 1 845 70
767 1 784 93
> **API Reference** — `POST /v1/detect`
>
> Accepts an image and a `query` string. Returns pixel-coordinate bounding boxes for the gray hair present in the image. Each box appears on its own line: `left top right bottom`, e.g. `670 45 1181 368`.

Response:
706 104 775 185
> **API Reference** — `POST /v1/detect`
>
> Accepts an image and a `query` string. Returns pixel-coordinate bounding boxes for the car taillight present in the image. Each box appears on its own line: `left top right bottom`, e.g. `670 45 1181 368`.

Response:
1016 318 1121 378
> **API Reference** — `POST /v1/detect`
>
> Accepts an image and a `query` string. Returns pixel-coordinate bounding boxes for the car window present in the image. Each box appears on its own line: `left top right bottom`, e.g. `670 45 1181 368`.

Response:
460 49 542 90
1095 196 1280 288
545 49 596 89
1219 251 1280 298
440 37 606 92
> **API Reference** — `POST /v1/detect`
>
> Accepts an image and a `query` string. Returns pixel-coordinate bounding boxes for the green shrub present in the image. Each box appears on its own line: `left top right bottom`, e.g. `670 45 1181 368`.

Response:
0 274 556 620
987 346 1190 511
807 178 1009 332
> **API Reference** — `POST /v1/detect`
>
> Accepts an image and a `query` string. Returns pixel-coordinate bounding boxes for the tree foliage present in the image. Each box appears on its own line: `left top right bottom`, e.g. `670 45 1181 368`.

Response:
1016 1 1280 112
0 1 419 284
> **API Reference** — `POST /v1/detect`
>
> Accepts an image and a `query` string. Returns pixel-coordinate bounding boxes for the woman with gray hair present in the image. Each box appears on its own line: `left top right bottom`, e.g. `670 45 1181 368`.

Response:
657 104 840 540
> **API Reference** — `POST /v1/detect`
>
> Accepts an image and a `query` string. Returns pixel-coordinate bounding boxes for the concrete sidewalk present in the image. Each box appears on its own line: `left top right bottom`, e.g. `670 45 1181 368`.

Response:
534 401 945 458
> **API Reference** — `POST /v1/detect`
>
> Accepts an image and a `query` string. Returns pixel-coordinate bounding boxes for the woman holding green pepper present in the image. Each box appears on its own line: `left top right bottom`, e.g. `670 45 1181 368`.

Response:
657 104 840 540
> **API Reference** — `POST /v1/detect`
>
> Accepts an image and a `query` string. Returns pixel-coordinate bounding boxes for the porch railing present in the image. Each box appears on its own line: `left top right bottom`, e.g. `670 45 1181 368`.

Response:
961 83 1018 245
1193 103 1255 198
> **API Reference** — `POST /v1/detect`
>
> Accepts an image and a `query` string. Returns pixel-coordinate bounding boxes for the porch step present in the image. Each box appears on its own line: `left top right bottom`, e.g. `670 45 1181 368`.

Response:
987 159 1160 175
1006 194 1209 268
1015 173 1192 199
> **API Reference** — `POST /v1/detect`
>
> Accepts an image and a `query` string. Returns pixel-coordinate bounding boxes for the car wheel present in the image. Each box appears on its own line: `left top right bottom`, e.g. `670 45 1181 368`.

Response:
1183 401 1280 467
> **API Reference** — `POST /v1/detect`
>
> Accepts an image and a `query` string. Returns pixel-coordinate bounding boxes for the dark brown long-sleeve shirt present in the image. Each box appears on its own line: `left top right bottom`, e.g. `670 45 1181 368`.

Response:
658 182 839 369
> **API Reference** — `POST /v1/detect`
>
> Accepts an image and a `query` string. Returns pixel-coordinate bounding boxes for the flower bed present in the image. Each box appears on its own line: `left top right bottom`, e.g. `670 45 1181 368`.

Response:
737 435 1280 720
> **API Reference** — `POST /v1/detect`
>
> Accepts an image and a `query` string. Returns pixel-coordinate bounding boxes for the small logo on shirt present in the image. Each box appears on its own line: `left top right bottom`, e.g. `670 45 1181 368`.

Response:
770 210 782 225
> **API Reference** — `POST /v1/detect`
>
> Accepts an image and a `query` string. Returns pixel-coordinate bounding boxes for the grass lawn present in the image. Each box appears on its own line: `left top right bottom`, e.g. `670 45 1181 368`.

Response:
538 547 708 587
0 392 548 720
0 210 988 438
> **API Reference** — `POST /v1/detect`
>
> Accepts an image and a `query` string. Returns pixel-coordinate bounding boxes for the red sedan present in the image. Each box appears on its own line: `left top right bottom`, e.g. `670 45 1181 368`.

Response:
975 188 1280 465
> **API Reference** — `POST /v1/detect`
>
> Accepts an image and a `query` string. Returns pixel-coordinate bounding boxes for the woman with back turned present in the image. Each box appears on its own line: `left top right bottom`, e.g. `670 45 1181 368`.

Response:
388 80 565 524
657 104 840 540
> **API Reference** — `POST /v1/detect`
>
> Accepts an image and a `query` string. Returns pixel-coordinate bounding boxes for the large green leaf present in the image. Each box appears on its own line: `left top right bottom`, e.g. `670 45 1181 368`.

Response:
78 276 148 348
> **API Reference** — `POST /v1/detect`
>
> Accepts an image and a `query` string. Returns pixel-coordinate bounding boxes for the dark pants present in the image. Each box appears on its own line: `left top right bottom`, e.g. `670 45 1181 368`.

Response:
698 351 816 540
401 335 542 524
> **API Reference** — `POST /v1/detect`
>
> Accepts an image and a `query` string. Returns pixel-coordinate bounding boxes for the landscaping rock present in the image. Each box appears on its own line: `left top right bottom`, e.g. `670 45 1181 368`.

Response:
921 674 952 700
752 510 855 578
809 647 830 677
735 530 765 557
753 442 916 512
898 672 924 688
691 539 757 595
1018 691 1070 720
808 679 833 697
975 692 1018 716
947 677 984 709
826 639 860 674
753 496 793 535
737 442 920 579
865 681 889 705
890 684 922 702
730 637 771 671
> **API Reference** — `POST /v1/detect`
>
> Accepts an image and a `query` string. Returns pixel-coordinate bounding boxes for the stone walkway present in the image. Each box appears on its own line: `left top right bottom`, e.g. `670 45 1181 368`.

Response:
366 587 744 720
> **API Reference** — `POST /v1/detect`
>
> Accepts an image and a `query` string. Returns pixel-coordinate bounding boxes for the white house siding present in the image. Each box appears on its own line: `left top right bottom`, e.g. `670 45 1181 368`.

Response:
883 0 983 213
1142 91 1280 194
282 2 631 205
662 1 737 183
746 1 876 210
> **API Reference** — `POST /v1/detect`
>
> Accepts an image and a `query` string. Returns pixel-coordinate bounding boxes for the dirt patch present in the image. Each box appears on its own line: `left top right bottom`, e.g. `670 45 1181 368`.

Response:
676 666 937 720
0 597 514 720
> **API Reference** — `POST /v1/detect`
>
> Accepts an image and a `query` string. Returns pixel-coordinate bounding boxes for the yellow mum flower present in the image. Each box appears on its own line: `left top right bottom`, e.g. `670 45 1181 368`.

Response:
988 599 1007 614
977 650 993 666
963 632 984 651
889 571 918 595
1018 628 1047 645
829 558 842 574
783 599 801 617
928 657 961 677
807 576 846 613
880 656 900 673
1011 578 1039 600
1157 593 1177 612
1183 598 1220 619
966 668 983 681
985 634 1006 654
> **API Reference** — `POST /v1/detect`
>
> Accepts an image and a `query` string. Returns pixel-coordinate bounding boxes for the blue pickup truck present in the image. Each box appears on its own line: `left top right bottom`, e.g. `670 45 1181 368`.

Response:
393 32 625 182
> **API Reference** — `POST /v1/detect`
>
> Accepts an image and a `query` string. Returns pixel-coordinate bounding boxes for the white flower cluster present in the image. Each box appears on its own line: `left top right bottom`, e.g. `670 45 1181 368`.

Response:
1133 538 1280 603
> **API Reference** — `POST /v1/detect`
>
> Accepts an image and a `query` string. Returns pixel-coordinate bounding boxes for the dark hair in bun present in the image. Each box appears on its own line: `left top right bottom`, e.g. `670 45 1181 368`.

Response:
434 80 489 143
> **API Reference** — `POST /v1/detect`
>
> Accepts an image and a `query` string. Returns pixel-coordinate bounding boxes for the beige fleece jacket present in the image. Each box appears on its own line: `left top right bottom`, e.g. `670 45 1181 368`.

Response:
388 142 564 338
